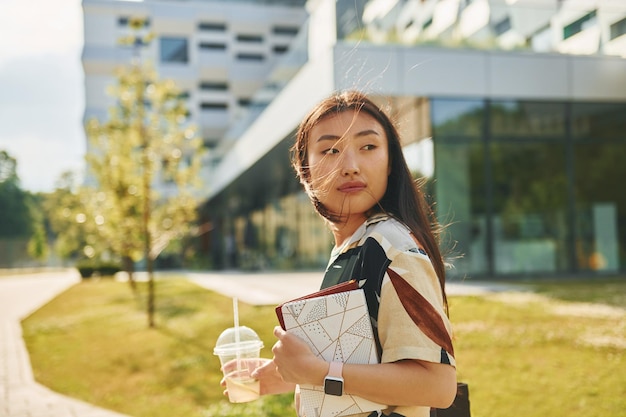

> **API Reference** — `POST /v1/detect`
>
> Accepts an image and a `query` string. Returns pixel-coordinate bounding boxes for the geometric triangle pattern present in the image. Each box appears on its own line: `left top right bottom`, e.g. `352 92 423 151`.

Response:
280 289 385 417
281 289 377 364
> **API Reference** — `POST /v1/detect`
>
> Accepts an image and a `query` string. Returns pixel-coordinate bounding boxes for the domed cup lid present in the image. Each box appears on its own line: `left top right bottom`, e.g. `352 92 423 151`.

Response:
213 326 263 355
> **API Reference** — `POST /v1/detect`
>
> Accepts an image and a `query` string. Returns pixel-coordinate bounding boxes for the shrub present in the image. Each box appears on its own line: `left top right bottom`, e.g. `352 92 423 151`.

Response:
76 260 121 278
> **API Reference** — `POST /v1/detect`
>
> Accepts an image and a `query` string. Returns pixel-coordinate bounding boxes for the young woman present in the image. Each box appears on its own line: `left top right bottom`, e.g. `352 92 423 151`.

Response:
230 90 457 417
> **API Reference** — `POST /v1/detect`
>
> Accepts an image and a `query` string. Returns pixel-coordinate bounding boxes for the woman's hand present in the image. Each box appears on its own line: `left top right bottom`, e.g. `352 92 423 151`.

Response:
250 358 296 395
271 326 328 386
220 358 295 397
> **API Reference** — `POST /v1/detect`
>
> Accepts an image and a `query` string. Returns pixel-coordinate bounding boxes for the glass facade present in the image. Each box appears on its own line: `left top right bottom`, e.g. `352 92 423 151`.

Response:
201 97 626 279
571 102 626 273
431 99 487 276
489 100 569 275
432 98 626 278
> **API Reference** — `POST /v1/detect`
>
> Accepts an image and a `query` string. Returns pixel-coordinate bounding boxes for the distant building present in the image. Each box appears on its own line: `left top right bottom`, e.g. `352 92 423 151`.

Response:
200 0 626 278
82 0 307 157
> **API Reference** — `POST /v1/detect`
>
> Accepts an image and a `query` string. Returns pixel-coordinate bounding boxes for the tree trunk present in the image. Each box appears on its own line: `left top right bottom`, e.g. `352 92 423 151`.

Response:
122 255 136 291
147 258 155 328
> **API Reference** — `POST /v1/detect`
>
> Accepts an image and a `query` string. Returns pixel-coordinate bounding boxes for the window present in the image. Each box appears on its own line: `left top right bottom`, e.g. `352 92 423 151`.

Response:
431 99 487 275
237 34 264 43
610 17 626 40
200 102 228 110
236 53 265 61
272 26 299 36
490 101 565 139
203 138 219 149
198 22 226 31
199 81 228 91
422 17 433 30
432 98 484 138
273 45 289 54
160 37 188 63
238 98 251 107
118 16 151 27
572 102 626 141
572 103 626 272
199 42 227 51
489 141 569 274
494 16 511 36
563 10 597 40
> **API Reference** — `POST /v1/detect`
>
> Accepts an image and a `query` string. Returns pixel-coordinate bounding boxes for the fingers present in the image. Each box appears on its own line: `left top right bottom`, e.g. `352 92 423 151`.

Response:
273 325 286 339
250 358 275 379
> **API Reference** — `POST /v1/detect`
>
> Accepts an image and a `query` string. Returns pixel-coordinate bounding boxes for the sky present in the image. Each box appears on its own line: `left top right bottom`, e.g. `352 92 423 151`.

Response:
0 0 85 193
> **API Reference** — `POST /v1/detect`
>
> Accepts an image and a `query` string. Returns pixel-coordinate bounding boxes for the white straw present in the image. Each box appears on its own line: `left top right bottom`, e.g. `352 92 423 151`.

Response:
233 297 241 371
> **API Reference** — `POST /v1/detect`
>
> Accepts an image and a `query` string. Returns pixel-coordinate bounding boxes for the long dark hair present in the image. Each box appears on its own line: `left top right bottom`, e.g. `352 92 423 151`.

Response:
291 90 448 311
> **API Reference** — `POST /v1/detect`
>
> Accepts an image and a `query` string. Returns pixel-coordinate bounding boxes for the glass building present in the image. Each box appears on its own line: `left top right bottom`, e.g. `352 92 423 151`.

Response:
199 0 626 279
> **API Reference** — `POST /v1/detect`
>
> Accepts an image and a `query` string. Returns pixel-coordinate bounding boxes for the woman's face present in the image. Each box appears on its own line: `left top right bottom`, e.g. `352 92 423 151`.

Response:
306 109 390 223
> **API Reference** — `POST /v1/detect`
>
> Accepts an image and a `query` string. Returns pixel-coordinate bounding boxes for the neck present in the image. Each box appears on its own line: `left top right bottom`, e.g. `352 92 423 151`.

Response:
328 214 367 248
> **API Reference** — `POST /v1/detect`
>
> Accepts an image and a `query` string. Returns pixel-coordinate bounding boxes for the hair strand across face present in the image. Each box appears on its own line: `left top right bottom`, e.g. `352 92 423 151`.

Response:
292 90 450 313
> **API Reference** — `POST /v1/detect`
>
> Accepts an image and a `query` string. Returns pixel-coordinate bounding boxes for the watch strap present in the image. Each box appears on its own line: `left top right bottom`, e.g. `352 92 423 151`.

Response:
327 361 343 378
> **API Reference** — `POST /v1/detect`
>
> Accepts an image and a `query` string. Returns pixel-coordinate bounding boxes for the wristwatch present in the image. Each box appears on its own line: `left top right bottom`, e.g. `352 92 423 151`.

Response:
323 361 344 396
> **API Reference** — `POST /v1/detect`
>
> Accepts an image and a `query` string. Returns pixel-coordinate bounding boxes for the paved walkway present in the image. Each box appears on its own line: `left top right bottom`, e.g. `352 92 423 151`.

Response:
1 269 519 417
0 270 131 417
185 270 519 305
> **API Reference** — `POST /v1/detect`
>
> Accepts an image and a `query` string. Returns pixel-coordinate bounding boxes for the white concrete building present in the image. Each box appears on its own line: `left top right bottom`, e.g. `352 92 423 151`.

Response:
82 0 308 152
365 0 626 57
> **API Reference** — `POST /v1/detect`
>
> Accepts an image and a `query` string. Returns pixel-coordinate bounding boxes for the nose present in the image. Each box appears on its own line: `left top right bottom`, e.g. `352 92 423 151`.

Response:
340 151 360 176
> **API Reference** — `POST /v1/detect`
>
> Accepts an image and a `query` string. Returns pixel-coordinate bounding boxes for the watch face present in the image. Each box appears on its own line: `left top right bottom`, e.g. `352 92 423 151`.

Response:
324 377 343 396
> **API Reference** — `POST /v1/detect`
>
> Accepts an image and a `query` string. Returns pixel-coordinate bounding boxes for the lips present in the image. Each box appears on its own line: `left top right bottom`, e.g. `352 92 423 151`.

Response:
338 181 366 193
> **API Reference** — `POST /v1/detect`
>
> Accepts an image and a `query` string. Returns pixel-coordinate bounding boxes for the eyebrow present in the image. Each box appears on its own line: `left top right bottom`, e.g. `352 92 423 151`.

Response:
315 129 381 142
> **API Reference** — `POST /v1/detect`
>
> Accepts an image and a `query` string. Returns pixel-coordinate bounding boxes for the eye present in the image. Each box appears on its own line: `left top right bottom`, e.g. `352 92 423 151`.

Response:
323 147 339 155
362 144 377 151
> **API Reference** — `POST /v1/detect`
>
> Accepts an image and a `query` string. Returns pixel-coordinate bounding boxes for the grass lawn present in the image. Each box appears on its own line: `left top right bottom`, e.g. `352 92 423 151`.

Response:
21 276 626 417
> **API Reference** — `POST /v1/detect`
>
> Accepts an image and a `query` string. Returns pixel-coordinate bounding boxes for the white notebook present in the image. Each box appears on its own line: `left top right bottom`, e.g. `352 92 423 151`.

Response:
276 281 385 417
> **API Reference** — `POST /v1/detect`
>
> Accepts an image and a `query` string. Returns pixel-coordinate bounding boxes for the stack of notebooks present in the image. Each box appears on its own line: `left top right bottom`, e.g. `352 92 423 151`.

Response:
276 280 386 417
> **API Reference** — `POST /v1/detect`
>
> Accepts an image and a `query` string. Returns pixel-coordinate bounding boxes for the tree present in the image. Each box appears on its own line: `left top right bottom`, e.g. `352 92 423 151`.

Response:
85 18 204 327
0 150 31 239
27 194 49 263
43 172 104 262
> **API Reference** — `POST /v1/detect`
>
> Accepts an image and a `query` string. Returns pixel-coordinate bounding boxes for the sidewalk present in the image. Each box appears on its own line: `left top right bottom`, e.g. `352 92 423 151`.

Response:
185 270 520 305
0 270 131 417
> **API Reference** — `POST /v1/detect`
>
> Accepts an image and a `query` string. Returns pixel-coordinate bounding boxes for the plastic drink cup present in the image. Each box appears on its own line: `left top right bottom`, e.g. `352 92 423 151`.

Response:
214 326 264 403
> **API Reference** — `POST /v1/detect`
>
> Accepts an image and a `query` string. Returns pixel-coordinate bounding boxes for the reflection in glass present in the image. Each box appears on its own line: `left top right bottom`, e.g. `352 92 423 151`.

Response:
572 102 626 272
435 139 487 276
573 140 626 272
432 99 484 138
432 99 486 276
490 101 565 139
572 102 626 141
205 96 626 277
160 37 189 63
490 142 569 274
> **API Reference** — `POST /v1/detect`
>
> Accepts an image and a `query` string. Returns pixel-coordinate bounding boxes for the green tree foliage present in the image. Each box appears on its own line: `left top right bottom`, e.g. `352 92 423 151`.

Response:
27 194 49 262
85 22 204 326
85 65 203 265
0 150 31 238
43 172 101 261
